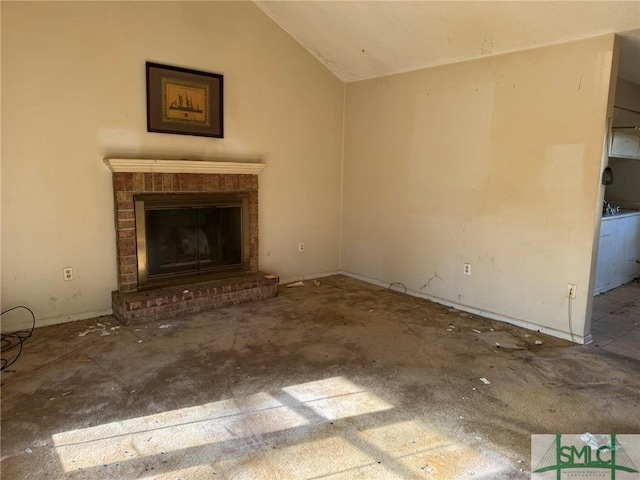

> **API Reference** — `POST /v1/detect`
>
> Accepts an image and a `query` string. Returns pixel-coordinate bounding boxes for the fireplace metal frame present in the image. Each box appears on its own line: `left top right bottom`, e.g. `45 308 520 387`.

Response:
134 193 250 290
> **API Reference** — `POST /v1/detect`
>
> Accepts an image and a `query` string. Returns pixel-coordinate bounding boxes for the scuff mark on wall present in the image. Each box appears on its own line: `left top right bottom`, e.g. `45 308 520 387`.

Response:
48 296 58 309
478 250 496 270
420 271 445 289
480 33 494 55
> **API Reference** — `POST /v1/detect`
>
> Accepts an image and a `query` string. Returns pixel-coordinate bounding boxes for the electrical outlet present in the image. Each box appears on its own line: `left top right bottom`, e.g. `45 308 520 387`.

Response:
566 283 577 299
463 263 471 275
63 267 74 281
298 242 305 252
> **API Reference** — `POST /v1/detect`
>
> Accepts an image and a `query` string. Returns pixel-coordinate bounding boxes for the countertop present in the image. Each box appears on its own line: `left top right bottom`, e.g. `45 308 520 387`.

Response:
601 209 640 220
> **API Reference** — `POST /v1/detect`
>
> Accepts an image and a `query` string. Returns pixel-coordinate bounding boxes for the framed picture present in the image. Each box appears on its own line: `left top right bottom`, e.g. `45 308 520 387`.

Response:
146 62 223 138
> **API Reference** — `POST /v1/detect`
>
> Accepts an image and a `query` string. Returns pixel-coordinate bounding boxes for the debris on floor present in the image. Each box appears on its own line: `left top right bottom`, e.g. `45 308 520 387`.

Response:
535 340 543 345
422 464 435 473
286 281 305 288
2 275 637 480
479 331 523 350
77 320 119 338
313 280 321 287
60 391 72 396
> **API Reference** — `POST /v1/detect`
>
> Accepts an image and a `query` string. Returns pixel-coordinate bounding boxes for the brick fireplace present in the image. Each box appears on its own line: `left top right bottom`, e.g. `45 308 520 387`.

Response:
105 159 277 324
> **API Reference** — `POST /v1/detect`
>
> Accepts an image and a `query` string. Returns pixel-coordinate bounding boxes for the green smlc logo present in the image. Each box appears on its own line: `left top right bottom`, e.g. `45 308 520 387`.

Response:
534 434 639 479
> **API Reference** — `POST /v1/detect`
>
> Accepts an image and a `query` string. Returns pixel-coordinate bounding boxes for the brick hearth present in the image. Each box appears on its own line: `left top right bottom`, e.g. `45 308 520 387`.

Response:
112 273 277 325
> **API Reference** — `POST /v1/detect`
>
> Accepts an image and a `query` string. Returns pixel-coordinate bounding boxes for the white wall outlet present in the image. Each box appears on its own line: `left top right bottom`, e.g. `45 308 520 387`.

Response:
566 283 577 299
298 242 305 252
463 263 471 275
63 267 74 281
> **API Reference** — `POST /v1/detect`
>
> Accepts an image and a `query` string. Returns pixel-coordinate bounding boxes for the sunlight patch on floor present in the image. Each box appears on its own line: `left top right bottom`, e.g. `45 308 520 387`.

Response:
281 376 394 420
51 376 509 478
209 419 511 479
52 391 308 471
217 436 375 479
360 420 509 478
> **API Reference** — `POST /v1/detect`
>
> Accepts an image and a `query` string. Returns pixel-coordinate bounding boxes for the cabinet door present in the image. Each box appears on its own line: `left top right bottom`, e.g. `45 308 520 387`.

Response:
610 132 640 159
594 220 617 294
616 215 640 282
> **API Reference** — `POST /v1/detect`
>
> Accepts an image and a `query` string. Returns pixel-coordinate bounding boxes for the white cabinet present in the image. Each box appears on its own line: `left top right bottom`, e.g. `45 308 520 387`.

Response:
610 131 640 159
594 213 640 295
594 220 616 294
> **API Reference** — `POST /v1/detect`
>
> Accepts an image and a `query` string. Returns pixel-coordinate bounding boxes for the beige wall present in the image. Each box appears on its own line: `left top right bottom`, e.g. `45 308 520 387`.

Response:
1 2 344 330
1 2 619 342
342 35 616 342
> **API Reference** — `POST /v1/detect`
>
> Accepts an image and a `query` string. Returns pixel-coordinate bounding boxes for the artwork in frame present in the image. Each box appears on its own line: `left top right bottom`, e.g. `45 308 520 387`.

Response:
146 62 223 138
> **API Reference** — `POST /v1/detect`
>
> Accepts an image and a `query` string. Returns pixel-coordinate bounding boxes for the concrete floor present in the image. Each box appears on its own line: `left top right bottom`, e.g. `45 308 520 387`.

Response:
2 275 639 479
590 280 640 361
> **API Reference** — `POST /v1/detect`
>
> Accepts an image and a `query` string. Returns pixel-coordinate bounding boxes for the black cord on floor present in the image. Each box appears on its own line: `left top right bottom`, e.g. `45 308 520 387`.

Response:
1 306 36 371
389 282 408 293
567 297 575 344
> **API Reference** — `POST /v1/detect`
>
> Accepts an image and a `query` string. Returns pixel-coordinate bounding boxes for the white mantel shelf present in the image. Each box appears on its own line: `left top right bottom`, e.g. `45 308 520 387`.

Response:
104 158 267 175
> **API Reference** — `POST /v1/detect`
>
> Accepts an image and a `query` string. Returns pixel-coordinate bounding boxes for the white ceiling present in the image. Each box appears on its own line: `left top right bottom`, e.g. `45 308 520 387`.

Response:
255 1 640 84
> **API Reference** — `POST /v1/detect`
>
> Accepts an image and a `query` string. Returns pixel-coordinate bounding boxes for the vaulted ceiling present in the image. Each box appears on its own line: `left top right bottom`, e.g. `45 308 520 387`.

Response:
255 1 640 84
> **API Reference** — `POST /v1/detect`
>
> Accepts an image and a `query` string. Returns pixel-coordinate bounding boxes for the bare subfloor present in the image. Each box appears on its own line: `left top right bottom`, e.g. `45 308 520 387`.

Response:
2 275 639 479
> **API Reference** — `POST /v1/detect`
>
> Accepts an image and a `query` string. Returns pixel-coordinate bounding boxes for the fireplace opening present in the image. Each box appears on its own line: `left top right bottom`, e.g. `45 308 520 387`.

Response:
135 193 250 289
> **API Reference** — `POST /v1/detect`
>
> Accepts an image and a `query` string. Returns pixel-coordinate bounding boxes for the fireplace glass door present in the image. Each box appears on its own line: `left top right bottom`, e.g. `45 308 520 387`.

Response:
135 194 249 288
